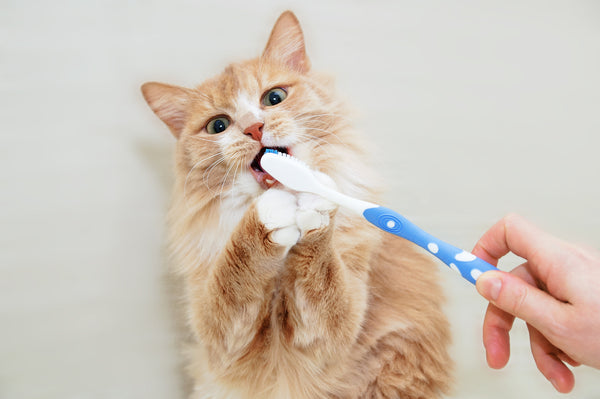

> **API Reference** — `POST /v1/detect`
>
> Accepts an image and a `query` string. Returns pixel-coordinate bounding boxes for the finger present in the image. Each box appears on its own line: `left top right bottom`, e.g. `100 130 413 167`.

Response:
557 352 581 368
472 214 567 280
482 302 514 369
481 264 535 369
527 324 575 393
471 214 535 265
476 270 569 340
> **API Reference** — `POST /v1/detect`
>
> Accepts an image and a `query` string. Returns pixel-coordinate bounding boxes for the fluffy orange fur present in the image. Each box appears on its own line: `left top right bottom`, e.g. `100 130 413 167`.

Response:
142 11 453 399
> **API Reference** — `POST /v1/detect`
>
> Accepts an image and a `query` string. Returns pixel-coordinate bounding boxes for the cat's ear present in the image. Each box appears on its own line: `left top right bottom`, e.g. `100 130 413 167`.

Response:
262 11 310 73
141 82 190 138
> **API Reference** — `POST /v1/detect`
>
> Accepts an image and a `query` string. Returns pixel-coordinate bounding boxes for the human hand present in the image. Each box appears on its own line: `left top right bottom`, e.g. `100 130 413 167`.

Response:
472 214 600 393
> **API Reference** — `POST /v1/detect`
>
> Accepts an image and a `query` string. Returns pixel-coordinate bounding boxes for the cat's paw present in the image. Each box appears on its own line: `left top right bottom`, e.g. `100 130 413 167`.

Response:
256 188 300 249
296 172 337 235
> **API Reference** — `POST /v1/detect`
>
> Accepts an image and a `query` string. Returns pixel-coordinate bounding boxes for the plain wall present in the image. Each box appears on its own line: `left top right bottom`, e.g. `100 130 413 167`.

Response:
1 1 599 398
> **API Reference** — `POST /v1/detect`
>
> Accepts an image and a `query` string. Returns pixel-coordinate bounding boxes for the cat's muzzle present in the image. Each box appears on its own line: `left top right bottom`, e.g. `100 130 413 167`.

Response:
250 146 289 189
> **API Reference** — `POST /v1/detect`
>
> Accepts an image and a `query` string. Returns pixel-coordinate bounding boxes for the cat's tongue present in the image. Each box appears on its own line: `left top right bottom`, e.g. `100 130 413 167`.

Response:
250 146 288 189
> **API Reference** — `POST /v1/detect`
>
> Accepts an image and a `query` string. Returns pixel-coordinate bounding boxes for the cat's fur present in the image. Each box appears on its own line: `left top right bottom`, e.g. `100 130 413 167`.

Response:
142 11 452 399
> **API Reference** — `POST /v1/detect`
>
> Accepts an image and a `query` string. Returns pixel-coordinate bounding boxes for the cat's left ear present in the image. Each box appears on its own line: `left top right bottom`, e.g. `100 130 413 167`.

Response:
262 11 311 73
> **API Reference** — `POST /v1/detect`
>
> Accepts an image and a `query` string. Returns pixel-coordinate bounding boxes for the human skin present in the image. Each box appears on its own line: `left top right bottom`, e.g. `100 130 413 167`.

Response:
472 214 600 393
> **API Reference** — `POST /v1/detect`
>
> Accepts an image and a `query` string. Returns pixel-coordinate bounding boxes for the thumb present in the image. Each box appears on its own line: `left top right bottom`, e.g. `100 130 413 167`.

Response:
476 271 568 337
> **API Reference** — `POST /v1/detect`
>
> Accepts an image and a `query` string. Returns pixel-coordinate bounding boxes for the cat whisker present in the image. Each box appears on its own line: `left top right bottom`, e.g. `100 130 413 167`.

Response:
203 157 227 194
183 152 224 207
182 154 227 210
228 162 241 202
296 128 350 150
294 112 352 125
295 111 345 119
304 125 342 137
218 161 237 206
309 128 349 147
293 134 343 158
294 132 334 150
295 115 353 136
293 116 335 127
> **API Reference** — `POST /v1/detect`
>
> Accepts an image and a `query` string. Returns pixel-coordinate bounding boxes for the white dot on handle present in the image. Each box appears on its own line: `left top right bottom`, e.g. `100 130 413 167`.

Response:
386 220 396 229
427 243 439 254
455 250 477 262
449 263 460 274
470 269 483 280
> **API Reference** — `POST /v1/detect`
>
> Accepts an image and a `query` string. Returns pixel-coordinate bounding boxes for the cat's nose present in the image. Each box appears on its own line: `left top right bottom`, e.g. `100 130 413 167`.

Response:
244 122 264 142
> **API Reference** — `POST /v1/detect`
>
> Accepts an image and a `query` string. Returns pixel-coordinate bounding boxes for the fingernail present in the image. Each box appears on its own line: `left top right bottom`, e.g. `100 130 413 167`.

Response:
549 378 559 391
480 276 502 301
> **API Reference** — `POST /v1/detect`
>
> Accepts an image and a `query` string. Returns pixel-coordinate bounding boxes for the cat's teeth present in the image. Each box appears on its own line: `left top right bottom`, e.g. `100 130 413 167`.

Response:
266 178 275 185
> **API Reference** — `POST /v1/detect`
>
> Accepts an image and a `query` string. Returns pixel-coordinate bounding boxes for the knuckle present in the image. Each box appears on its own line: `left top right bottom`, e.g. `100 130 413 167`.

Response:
544 308 571 343
509 283 529 315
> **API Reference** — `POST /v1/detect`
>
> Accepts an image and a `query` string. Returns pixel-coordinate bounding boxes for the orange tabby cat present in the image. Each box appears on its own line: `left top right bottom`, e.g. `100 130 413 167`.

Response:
142 11 452 399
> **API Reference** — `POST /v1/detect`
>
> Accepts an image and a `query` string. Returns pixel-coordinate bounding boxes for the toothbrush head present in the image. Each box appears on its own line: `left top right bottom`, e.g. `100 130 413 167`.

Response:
260 150 323 194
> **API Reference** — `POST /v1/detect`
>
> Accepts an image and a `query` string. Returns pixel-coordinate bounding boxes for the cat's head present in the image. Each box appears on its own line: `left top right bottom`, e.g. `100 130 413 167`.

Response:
142 11 370 210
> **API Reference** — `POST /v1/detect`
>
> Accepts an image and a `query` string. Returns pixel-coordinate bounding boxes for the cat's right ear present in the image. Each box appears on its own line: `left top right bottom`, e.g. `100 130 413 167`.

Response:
262 11 310 73
141 82 189 139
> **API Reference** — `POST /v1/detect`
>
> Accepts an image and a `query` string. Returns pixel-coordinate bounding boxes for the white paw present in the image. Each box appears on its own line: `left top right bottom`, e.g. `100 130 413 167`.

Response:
255 172 338 248
256 189 300 248
296 191 337 235
270 226 301 248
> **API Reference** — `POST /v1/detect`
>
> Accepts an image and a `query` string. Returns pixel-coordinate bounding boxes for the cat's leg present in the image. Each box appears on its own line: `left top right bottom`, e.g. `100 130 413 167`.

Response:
278 175 370 360
188 189 301 372
357 330 453 399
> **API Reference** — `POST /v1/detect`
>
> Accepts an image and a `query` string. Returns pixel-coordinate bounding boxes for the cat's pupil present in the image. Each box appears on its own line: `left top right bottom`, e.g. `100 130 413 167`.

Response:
262 88 287 107
214 119 226 133
269 91 282 105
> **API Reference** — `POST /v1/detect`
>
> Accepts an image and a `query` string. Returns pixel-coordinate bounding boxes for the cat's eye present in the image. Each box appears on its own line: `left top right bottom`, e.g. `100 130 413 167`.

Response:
206 116 231 134
262 88 287 107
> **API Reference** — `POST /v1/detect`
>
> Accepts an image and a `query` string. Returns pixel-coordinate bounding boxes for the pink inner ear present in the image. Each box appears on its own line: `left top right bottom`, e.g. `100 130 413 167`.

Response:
158 101 187 134
286 46 310 73
262 12 311 73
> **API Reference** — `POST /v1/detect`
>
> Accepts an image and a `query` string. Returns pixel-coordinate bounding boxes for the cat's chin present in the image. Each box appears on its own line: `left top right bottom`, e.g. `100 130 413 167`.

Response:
250 146 290 190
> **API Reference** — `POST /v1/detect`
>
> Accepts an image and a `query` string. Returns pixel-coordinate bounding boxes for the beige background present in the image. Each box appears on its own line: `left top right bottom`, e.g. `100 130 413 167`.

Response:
1 1 599 398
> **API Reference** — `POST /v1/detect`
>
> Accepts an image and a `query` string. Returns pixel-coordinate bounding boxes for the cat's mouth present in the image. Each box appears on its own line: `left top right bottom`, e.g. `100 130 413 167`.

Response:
250 146 289 189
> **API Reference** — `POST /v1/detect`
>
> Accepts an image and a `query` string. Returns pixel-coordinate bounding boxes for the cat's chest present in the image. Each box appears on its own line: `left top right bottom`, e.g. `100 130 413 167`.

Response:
195 196 251 260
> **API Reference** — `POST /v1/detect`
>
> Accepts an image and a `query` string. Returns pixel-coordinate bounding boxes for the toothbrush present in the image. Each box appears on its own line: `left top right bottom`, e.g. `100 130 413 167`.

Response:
260 149 498 285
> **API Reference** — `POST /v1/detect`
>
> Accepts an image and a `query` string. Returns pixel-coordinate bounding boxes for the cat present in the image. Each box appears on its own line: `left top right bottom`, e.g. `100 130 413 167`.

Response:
141 11 453 399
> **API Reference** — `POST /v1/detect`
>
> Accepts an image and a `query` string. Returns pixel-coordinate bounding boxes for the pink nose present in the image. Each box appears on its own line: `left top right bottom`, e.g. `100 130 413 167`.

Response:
244 122 263 141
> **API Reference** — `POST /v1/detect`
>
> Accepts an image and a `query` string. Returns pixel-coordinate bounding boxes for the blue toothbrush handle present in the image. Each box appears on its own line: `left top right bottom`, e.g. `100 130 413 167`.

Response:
363 206 498 285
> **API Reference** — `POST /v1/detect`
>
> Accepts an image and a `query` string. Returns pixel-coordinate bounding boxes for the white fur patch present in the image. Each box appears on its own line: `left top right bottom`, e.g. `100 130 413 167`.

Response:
256 189 300 249
295 172 337 234
233 171 263 199
256 184 340 247
270 226 301 248
256 189 297 229
295 209 327 233
195 191 252 264
236 91 262 120
296 193 335 234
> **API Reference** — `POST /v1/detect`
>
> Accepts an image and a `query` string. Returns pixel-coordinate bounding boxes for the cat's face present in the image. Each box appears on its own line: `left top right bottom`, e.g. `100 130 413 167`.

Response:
142 12 354 205
171 59 339 198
